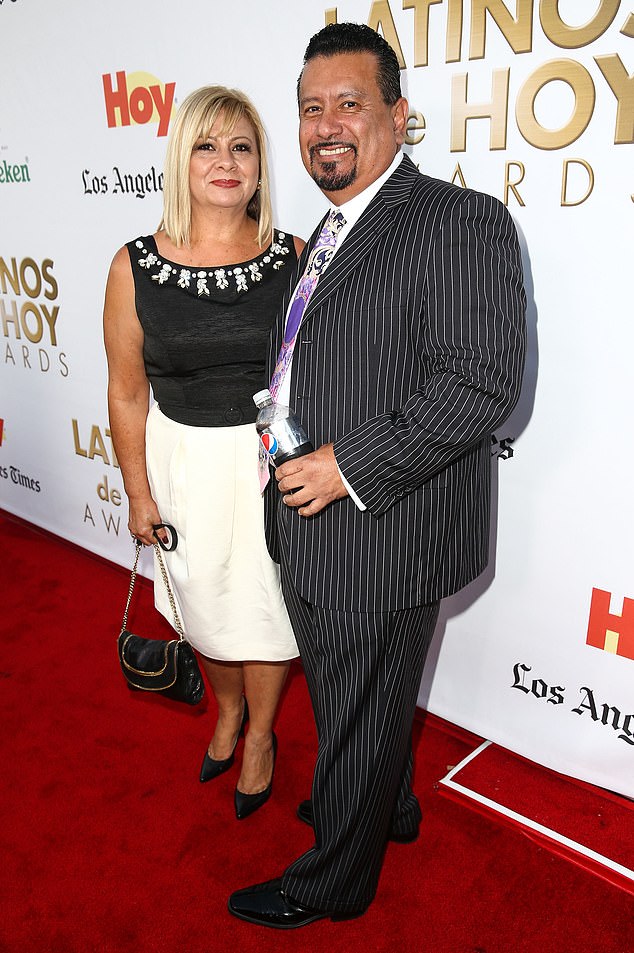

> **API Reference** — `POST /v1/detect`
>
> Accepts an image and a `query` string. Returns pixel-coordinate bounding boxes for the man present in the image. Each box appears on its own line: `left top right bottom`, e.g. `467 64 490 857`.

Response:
229 22 526 928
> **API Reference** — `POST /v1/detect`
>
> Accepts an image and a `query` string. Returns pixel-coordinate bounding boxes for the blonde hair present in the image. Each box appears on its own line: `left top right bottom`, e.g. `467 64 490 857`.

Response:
159 85 273 249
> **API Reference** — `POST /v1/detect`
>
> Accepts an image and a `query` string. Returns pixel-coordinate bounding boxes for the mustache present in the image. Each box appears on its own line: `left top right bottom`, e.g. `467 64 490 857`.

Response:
309 141 357 160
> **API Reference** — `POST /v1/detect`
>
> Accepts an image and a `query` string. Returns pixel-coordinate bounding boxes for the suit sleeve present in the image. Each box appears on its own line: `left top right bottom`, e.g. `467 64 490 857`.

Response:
333 190 527 518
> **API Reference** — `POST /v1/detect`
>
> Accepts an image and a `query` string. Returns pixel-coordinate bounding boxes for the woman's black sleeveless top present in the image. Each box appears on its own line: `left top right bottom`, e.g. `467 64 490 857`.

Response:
126 230 296 427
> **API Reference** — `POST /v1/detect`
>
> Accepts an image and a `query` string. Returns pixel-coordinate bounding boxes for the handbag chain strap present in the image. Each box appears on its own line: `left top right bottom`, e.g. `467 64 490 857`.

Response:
120 540 185 640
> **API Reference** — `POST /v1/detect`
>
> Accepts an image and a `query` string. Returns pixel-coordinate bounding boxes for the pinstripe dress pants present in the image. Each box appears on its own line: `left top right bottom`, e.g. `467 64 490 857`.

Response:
280 559 440 913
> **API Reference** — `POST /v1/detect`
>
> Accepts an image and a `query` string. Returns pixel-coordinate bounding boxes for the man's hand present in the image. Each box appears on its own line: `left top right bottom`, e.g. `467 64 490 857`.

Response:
275 442 348 516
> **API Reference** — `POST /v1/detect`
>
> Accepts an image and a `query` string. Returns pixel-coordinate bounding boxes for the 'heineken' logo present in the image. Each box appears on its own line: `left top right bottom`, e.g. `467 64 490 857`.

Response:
0 159 30 184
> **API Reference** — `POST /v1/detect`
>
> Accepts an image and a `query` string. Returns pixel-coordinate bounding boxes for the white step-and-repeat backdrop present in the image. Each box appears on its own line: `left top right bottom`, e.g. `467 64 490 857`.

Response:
1 0 632 798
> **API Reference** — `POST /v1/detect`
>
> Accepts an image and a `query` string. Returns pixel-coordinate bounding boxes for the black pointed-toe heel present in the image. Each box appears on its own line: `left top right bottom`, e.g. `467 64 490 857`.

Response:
234 732 277 820
199 698 249 783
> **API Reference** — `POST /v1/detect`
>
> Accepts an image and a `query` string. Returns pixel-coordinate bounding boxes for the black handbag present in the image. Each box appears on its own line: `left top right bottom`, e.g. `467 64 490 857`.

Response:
117 540 205 706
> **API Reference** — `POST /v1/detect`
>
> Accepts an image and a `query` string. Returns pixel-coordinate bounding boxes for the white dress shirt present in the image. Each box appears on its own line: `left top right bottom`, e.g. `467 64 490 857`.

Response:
279 151 405 510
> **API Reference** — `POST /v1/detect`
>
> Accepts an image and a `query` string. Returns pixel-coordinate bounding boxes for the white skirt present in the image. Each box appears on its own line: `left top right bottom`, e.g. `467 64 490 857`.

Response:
145 403 298 662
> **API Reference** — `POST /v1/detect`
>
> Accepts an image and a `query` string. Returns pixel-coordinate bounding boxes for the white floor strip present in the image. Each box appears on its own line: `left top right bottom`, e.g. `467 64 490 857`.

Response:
439 742 634 883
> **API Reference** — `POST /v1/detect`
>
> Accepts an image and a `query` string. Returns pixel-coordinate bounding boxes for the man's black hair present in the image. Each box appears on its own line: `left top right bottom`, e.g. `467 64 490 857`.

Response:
298 22 402 105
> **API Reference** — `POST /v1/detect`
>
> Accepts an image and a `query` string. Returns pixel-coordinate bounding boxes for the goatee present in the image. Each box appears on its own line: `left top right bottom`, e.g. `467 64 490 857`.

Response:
311 161 357 191
309 146 357 192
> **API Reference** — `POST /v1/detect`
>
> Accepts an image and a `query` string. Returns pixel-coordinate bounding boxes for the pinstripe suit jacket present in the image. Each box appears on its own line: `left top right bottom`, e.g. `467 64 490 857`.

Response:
265 155 526 612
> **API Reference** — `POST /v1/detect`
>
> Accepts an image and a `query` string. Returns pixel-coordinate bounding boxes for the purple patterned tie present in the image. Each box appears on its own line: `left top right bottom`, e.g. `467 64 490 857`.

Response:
269 208 346 400
257 209 346 492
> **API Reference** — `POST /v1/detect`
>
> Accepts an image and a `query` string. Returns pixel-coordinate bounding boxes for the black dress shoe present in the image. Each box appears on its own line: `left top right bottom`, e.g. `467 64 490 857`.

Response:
199 698 249 783
296 799 419 844
234 732 277 820
228 878 348 929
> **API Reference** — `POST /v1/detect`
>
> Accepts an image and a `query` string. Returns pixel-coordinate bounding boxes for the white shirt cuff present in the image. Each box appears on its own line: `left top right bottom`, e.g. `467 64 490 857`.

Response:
336 463 367 511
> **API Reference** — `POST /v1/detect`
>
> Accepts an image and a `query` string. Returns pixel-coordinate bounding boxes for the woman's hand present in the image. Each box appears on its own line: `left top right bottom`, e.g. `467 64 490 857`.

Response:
127 496 167 547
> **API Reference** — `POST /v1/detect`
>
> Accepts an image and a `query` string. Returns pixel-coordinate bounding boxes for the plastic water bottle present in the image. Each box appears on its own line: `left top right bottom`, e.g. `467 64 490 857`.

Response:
253 389 314 466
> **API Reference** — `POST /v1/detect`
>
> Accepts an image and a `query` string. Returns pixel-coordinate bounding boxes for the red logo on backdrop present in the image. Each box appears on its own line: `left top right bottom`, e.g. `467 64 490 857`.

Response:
0 418 4 446
586 588 634 662
102 71 175 138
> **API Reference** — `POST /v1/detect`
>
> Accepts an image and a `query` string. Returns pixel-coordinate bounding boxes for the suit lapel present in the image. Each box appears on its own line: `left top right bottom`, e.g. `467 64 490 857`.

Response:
270 155 420 364
269 240 312 368
301 155 418 324
303 202 393 320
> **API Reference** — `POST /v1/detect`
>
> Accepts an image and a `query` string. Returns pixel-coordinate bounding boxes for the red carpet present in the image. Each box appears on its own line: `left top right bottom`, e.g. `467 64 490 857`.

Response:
1 510 632 952
439 742 634 895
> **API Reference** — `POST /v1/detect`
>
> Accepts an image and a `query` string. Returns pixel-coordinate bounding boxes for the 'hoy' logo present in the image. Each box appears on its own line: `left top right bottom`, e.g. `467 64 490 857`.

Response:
102 71 175 138
586 588 634 662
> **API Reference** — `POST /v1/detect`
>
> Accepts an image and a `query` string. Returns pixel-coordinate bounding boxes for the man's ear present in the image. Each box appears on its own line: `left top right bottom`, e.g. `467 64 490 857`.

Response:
392 97 409 146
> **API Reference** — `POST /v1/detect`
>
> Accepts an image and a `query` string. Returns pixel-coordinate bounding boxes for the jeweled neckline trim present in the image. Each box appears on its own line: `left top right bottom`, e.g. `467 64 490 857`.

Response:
134 231 291 296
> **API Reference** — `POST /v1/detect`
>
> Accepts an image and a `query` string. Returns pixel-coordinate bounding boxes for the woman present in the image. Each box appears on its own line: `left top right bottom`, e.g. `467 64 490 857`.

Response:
103 86 303 820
